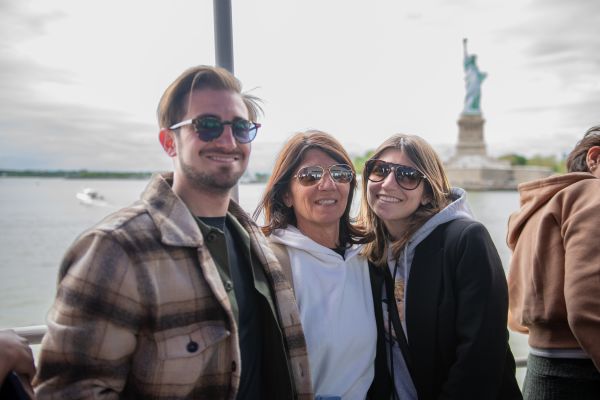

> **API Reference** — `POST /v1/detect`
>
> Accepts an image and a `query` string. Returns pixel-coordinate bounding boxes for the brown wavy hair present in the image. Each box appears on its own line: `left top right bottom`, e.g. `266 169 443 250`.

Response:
157 65 262 129
357 134 452 266
253 130 366 246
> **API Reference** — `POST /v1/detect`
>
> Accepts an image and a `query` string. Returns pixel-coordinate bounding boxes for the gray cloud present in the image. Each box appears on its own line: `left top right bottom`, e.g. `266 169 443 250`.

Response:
500 1 600 79
0 2 168 172
492 0 600 144
2 1 599 172
0 2 66 47
0 96 167 171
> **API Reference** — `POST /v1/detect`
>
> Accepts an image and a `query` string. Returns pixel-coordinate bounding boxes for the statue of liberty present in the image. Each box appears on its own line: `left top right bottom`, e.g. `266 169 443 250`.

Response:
462 38 487 114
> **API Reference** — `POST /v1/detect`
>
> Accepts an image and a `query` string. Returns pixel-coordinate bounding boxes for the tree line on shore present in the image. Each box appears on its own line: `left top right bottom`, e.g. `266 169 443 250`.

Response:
0 152 567 181
352 151 567 174
0 169 153 179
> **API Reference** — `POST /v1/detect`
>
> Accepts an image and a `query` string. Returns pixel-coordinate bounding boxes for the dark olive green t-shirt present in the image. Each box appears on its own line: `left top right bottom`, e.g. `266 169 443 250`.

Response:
195 215 264 400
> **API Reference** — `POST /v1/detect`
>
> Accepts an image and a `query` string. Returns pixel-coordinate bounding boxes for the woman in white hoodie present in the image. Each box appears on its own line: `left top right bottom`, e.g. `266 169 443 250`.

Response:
358 134 521 400
254 130 377 400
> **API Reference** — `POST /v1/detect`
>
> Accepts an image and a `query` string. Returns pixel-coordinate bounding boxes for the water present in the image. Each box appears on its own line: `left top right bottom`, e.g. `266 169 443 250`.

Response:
0 177 528 382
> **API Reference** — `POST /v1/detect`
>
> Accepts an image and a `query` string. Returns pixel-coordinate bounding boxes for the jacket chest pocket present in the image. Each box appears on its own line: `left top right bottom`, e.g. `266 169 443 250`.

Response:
133 324 232 390
157 324 230 359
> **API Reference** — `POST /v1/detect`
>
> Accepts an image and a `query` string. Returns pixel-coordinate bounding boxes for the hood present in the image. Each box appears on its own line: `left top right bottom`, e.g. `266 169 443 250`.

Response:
407 187 474 253
507 172 595 249
388 187 474 277
270 225 362 263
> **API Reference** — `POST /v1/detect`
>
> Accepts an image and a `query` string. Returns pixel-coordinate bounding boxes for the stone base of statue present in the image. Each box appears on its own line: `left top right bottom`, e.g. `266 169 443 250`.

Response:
454 113 487 157
445 112 552 190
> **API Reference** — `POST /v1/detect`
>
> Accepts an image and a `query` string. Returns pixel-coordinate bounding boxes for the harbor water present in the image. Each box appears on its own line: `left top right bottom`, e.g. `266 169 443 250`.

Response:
0 176 528 384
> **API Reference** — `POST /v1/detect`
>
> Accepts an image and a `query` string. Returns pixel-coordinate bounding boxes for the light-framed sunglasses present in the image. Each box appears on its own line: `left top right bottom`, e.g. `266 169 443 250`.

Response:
169 115 260 144
365 159 427 190
293 164 354 187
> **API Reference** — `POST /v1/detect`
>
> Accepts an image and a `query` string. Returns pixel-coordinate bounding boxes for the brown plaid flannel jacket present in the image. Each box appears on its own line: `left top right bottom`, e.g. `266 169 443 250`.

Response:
34 172 313 399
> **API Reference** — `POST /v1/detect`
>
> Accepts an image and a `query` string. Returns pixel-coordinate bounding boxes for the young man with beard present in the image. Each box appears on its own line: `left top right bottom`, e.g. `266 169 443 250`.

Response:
34 66 313 400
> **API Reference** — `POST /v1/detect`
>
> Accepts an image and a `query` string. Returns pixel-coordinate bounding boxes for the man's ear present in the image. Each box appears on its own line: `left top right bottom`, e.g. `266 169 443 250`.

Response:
159 128 177 157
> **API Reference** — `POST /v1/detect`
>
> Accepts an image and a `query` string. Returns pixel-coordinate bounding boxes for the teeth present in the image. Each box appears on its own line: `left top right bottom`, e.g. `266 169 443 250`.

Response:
378 195 400 203
208 155 238 161
316 199 336 205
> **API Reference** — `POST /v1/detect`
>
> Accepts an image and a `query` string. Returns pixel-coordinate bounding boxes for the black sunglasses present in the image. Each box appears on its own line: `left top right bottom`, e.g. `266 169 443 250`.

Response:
293 164 354 187
365 159 427 190
169 115 260 144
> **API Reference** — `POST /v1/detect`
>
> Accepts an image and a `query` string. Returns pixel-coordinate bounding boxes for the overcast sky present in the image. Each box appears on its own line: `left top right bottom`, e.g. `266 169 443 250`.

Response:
1 0 599 172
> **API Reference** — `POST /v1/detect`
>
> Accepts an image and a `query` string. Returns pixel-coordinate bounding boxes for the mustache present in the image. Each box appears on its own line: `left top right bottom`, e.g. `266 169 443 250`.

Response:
198 148 245 157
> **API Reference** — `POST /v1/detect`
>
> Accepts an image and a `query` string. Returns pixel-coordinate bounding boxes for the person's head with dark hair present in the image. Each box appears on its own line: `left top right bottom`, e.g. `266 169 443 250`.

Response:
254 130 364 247
566 125 600 178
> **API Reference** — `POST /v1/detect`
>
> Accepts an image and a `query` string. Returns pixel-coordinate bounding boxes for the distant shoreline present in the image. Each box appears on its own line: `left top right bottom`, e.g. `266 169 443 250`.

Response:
0 169 269 183
0 170 153 179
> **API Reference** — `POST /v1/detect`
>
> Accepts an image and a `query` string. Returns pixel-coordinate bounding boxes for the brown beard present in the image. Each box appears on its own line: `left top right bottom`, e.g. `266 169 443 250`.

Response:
179 158 244 194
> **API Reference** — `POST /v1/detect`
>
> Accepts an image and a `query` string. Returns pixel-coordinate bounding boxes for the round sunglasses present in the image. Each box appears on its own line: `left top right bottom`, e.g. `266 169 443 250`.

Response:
365 159 427 190
169 115 260 144
293 164 354 187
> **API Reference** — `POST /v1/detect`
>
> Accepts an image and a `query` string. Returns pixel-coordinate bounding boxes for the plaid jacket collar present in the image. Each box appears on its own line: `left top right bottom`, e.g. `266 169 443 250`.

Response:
142 172 205 247
142 172 258 248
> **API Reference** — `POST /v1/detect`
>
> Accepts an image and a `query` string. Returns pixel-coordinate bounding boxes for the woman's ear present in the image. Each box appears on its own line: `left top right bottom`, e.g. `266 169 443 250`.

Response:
159 128 177 157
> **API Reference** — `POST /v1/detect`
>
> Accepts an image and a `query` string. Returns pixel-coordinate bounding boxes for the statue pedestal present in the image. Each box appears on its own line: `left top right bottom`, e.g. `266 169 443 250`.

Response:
455 113 486 157
445 112 551 190
447 112 501 169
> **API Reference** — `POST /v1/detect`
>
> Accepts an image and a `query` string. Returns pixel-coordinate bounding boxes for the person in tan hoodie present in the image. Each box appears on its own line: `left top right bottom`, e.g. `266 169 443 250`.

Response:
507 125 600 399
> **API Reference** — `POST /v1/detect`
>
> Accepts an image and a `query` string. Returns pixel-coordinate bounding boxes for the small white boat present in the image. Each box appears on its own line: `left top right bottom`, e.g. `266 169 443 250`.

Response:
76 188 108 206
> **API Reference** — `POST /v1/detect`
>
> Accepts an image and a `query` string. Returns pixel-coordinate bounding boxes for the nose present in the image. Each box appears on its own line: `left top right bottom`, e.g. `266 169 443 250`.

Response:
213 125 237 149
317 170 336 190
381 171 398 189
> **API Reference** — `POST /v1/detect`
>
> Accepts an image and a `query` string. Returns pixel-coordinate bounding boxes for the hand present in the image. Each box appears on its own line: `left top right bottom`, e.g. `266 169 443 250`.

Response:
0 329 36 383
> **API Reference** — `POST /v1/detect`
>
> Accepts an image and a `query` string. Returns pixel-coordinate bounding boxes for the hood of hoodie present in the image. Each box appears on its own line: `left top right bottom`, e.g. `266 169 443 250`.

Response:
388 187 474 280
270 225 363 263
507 172 595 249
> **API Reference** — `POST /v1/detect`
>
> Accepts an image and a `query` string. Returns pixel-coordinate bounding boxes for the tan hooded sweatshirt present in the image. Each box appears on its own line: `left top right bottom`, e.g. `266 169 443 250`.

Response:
507 172 600 370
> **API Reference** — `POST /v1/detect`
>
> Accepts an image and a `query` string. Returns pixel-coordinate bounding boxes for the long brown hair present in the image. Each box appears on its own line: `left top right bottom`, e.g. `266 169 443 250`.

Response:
253 130 366 246
357 134 452 265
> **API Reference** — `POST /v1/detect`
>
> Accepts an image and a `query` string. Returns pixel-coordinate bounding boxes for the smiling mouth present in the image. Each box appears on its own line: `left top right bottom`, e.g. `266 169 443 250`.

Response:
377 194 400 203
316 199 337 205
204 153 241 162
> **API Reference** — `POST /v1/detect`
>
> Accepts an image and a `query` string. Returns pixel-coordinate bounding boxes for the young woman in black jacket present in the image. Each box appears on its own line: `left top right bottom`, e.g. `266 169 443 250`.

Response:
359 134 521 400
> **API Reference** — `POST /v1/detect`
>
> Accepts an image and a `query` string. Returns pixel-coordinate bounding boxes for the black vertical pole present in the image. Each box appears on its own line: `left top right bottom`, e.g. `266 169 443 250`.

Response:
213 0 235 74
213 0 239 201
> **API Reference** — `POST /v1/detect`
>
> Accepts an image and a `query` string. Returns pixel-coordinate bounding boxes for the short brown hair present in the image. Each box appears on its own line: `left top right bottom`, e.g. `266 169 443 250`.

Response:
357 134 452 265
566 125 600 172
157 65 261 129
253 130 365 246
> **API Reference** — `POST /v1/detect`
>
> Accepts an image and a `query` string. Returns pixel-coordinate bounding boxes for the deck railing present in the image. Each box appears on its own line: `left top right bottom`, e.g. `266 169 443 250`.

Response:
14 325 47 345
12 324 529 368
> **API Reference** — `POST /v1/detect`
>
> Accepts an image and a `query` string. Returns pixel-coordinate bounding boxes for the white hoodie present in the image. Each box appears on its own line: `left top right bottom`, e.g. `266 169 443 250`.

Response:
270 226 376 400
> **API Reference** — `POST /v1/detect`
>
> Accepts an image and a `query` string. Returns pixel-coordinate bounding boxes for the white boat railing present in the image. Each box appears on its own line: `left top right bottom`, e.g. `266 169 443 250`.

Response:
10 324 529 368
13 325 47 345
